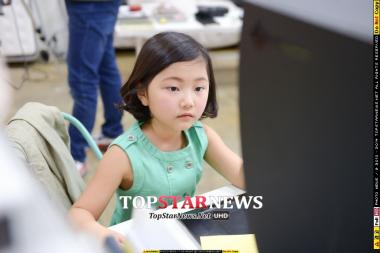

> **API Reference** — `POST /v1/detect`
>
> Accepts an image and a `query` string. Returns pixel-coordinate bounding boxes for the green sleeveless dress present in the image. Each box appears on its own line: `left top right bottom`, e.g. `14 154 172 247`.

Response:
109 121 208 225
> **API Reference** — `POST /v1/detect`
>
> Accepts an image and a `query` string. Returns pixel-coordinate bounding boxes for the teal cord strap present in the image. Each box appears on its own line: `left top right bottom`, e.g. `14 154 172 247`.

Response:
61 112 103 160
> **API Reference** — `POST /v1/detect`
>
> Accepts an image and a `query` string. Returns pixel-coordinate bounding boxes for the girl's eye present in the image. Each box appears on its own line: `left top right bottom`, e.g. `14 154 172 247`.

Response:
195 86 205 92
166 86 179 92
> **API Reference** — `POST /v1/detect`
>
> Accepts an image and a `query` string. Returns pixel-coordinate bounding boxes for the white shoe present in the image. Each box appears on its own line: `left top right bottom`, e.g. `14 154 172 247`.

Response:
75 161 87 177
93 133 115 151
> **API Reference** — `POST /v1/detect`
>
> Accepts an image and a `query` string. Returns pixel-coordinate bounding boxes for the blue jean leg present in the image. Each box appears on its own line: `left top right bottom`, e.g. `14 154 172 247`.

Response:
67 10 121 162
99 32 123 138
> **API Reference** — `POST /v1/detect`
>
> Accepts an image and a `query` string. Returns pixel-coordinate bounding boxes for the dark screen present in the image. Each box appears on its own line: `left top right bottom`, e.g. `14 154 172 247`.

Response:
239 2 372 253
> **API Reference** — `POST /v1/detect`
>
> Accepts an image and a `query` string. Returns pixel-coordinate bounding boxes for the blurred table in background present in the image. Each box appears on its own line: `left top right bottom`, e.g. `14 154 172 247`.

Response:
114 0 243 52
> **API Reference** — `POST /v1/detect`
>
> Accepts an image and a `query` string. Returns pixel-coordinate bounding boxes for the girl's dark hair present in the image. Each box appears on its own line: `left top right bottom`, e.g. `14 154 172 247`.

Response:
120 32 218 122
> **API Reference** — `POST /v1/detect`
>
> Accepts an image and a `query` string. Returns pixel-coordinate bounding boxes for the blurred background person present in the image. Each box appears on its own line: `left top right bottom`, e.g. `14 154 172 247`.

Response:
65 0 124 175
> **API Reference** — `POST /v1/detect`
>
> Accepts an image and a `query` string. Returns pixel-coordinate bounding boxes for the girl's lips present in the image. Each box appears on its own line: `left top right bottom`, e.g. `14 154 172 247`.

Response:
177 113 194 118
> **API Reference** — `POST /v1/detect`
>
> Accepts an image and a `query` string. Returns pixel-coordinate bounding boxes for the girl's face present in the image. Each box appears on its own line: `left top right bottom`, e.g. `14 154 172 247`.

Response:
138 57 209 132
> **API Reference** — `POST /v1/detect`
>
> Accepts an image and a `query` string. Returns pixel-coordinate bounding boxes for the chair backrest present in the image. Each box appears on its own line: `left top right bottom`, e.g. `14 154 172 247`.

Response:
61 112 103 160
6 102 86 211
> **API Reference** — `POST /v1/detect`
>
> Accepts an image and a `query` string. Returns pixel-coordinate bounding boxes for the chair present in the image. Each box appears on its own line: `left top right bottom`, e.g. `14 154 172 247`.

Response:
6 102 102 212
61 112 103 160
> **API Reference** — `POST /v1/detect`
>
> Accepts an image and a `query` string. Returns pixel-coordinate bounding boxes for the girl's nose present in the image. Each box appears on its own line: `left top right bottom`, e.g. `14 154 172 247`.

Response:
180 93 194 109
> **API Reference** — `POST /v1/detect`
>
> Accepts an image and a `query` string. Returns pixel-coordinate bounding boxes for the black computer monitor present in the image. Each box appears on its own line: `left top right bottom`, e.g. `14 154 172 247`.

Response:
239 1 372 252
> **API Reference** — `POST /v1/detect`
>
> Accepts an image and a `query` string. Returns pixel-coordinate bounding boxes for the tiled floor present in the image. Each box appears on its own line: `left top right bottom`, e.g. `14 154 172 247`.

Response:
6 47 241 224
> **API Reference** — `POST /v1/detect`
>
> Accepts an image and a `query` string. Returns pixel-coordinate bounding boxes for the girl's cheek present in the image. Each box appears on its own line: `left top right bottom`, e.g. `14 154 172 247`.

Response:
161 100 176 110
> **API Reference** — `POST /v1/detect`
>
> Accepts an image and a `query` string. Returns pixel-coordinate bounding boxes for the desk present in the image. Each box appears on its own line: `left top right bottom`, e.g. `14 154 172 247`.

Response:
114 0 243 52
109 185 245 250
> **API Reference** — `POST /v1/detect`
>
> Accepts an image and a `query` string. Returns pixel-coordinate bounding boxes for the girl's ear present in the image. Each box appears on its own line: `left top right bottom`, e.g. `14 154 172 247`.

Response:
137 89 149 106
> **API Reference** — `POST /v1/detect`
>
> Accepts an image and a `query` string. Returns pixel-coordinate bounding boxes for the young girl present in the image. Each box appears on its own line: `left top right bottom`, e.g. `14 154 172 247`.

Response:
68 32 245 245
